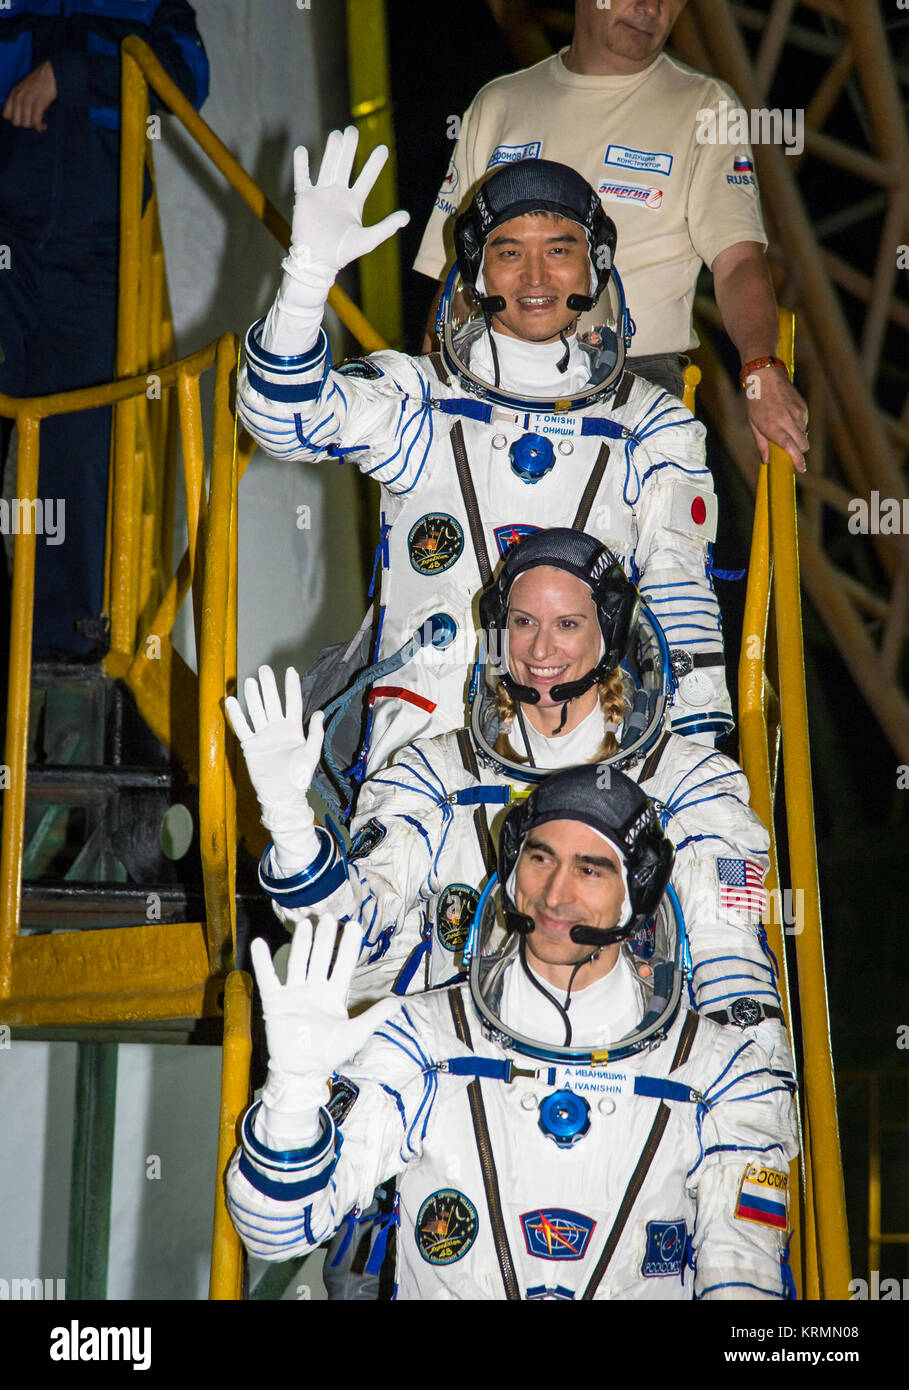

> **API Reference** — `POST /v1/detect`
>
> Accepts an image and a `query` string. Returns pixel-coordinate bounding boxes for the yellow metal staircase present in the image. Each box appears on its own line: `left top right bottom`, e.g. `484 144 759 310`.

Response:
0 1 857 1301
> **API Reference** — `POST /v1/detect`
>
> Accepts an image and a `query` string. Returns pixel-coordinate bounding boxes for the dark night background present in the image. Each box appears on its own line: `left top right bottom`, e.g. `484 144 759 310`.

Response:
384 0 909 1275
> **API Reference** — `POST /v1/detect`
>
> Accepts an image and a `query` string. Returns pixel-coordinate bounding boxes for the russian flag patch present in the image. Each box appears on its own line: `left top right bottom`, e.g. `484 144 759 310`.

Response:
735 1164 789 1229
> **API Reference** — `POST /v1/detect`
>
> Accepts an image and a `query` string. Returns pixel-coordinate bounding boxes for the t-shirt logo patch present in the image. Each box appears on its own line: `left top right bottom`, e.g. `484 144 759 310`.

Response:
727 154 757 186
442 161 459 194
487 141 542 168
436 884 479 952
604 144 673 177
598 180 663 211
494 523 540 558
407 513 464 574
642 1219 687 1276
416 1190 478 1264
520 1209 596 1260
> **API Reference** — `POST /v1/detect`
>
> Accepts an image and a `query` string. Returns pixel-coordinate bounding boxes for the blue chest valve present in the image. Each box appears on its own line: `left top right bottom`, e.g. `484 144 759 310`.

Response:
426 612 457 649
510 432 556 484
538 1089 591 1148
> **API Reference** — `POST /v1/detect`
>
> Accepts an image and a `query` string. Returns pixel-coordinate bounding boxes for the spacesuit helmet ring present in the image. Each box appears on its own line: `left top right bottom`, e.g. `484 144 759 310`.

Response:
479 528 640 708
468 537 672 782
498 765 674 947
464 766 685 1064
438 161 631 410
454 158 616 315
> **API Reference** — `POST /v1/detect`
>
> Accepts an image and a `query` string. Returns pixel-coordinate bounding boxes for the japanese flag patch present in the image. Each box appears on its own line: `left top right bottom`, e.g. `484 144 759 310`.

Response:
735 1164 789 1229
668 482 718 542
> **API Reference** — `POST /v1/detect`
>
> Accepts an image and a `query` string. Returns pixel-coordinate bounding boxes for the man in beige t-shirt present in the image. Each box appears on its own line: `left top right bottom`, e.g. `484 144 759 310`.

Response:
415 0 808 471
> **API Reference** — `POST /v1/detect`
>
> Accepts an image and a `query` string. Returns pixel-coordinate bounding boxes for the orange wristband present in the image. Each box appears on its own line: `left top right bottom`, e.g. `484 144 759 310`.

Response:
739 356 787 387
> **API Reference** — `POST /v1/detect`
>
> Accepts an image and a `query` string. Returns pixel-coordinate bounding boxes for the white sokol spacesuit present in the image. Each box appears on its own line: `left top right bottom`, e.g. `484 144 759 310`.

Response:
236 133 732 776
227 769 798 1301
246 533 791 1075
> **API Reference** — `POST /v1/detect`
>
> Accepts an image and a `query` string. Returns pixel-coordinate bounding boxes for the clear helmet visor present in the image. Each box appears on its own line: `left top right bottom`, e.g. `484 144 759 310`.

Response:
468 600 672 784
464 874 688 1065
437 263 631 412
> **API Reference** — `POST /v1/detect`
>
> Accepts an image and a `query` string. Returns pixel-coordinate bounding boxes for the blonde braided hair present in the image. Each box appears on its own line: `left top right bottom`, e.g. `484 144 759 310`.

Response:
492 668 627 766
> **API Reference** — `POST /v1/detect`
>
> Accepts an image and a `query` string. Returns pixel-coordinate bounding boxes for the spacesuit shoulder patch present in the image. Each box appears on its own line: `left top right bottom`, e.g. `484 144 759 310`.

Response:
641 1218 687 1276
667 482 718 543
735 1165 789 1229
348 817 387 862
337 357 383 380
436 884 480 953
327 1075 360 1126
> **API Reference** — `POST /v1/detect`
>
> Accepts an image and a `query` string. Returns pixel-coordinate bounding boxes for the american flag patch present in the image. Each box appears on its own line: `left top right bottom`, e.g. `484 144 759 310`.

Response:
735 1164 788 1229
717 858 767 915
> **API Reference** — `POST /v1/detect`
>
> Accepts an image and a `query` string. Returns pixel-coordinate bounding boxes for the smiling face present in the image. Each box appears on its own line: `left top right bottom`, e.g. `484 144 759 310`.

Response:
507 566 602 733
571 0 687 75
514 818 624 986
480 213 592 343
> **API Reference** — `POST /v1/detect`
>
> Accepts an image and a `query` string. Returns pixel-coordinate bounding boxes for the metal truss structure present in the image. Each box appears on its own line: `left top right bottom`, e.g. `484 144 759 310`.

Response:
494 0 909 763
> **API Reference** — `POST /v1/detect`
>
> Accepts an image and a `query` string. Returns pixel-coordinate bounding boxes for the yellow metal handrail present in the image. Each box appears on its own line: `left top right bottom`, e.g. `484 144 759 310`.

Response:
738 310 852 1299
119 36 386 354
0 334 239 1025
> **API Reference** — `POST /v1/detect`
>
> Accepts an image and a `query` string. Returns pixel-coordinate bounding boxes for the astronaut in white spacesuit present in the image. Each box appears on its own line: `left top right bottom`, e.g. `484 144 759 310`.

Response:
226 765 799 1301
226 529 791 1075
237 126 732 776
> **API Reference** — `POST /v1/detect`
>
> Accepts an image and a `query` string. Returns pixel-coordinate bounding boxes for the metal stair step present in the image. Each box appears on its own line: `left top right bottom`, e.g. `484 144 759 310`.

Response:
27 766 186 804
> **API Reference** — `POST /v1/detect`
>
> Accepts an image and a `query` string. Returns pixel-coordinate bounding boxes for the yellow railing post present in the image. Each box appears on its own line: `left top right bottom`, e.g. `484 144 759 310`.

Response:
738 463 804 1297
768 309 852 1299
110 45 148 656
197 335 240 978
0 413 40 999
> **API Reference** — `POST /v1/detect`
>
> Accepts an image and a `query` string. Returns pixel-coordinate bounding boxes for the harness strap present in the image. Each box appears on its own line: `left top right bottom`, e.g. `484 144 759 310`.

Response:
613 370 635 409
581 1008 700 1301
639 730 671 784
571 441 611 531
455 728 497 878
449 989 522 1301
428 351 450 387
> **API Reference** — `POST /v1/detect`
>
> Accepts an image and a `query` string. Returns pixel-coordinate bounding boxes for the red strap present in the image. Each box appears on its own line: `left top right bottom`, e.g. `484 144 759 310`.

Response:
368 686 437 713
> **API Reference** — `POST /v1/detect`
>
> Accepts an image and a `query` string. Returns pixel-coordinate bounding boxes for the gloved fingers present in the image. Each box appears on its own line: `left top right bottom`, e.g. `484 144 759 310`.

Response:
350 142 389 207
223 694 252 744
344 996 403 1057
294 709 325 787
284 916 315 989
242 673 268 732
283 666 304 729
331 915 366 994
307 912 340 986
332 124 360 190
316 125 355 189
292 143 312 197
348 209 410 262
250 935 282 1001
258 664 286 724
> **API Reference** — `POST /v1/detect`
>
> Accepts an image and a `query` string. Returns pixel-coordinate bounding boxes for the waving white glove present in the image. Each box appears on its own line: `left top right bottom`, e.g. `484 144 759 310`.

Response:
224 665 323 872
262 125 410 356
251 913 402 1143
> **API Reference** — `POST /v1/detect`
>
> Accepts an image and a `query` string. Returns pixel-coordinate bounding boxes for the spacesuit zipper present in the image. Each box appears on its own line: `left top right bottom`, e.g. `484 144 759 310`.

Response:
581 1009 701 1300
449 989 522 1301
449 421 494 586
